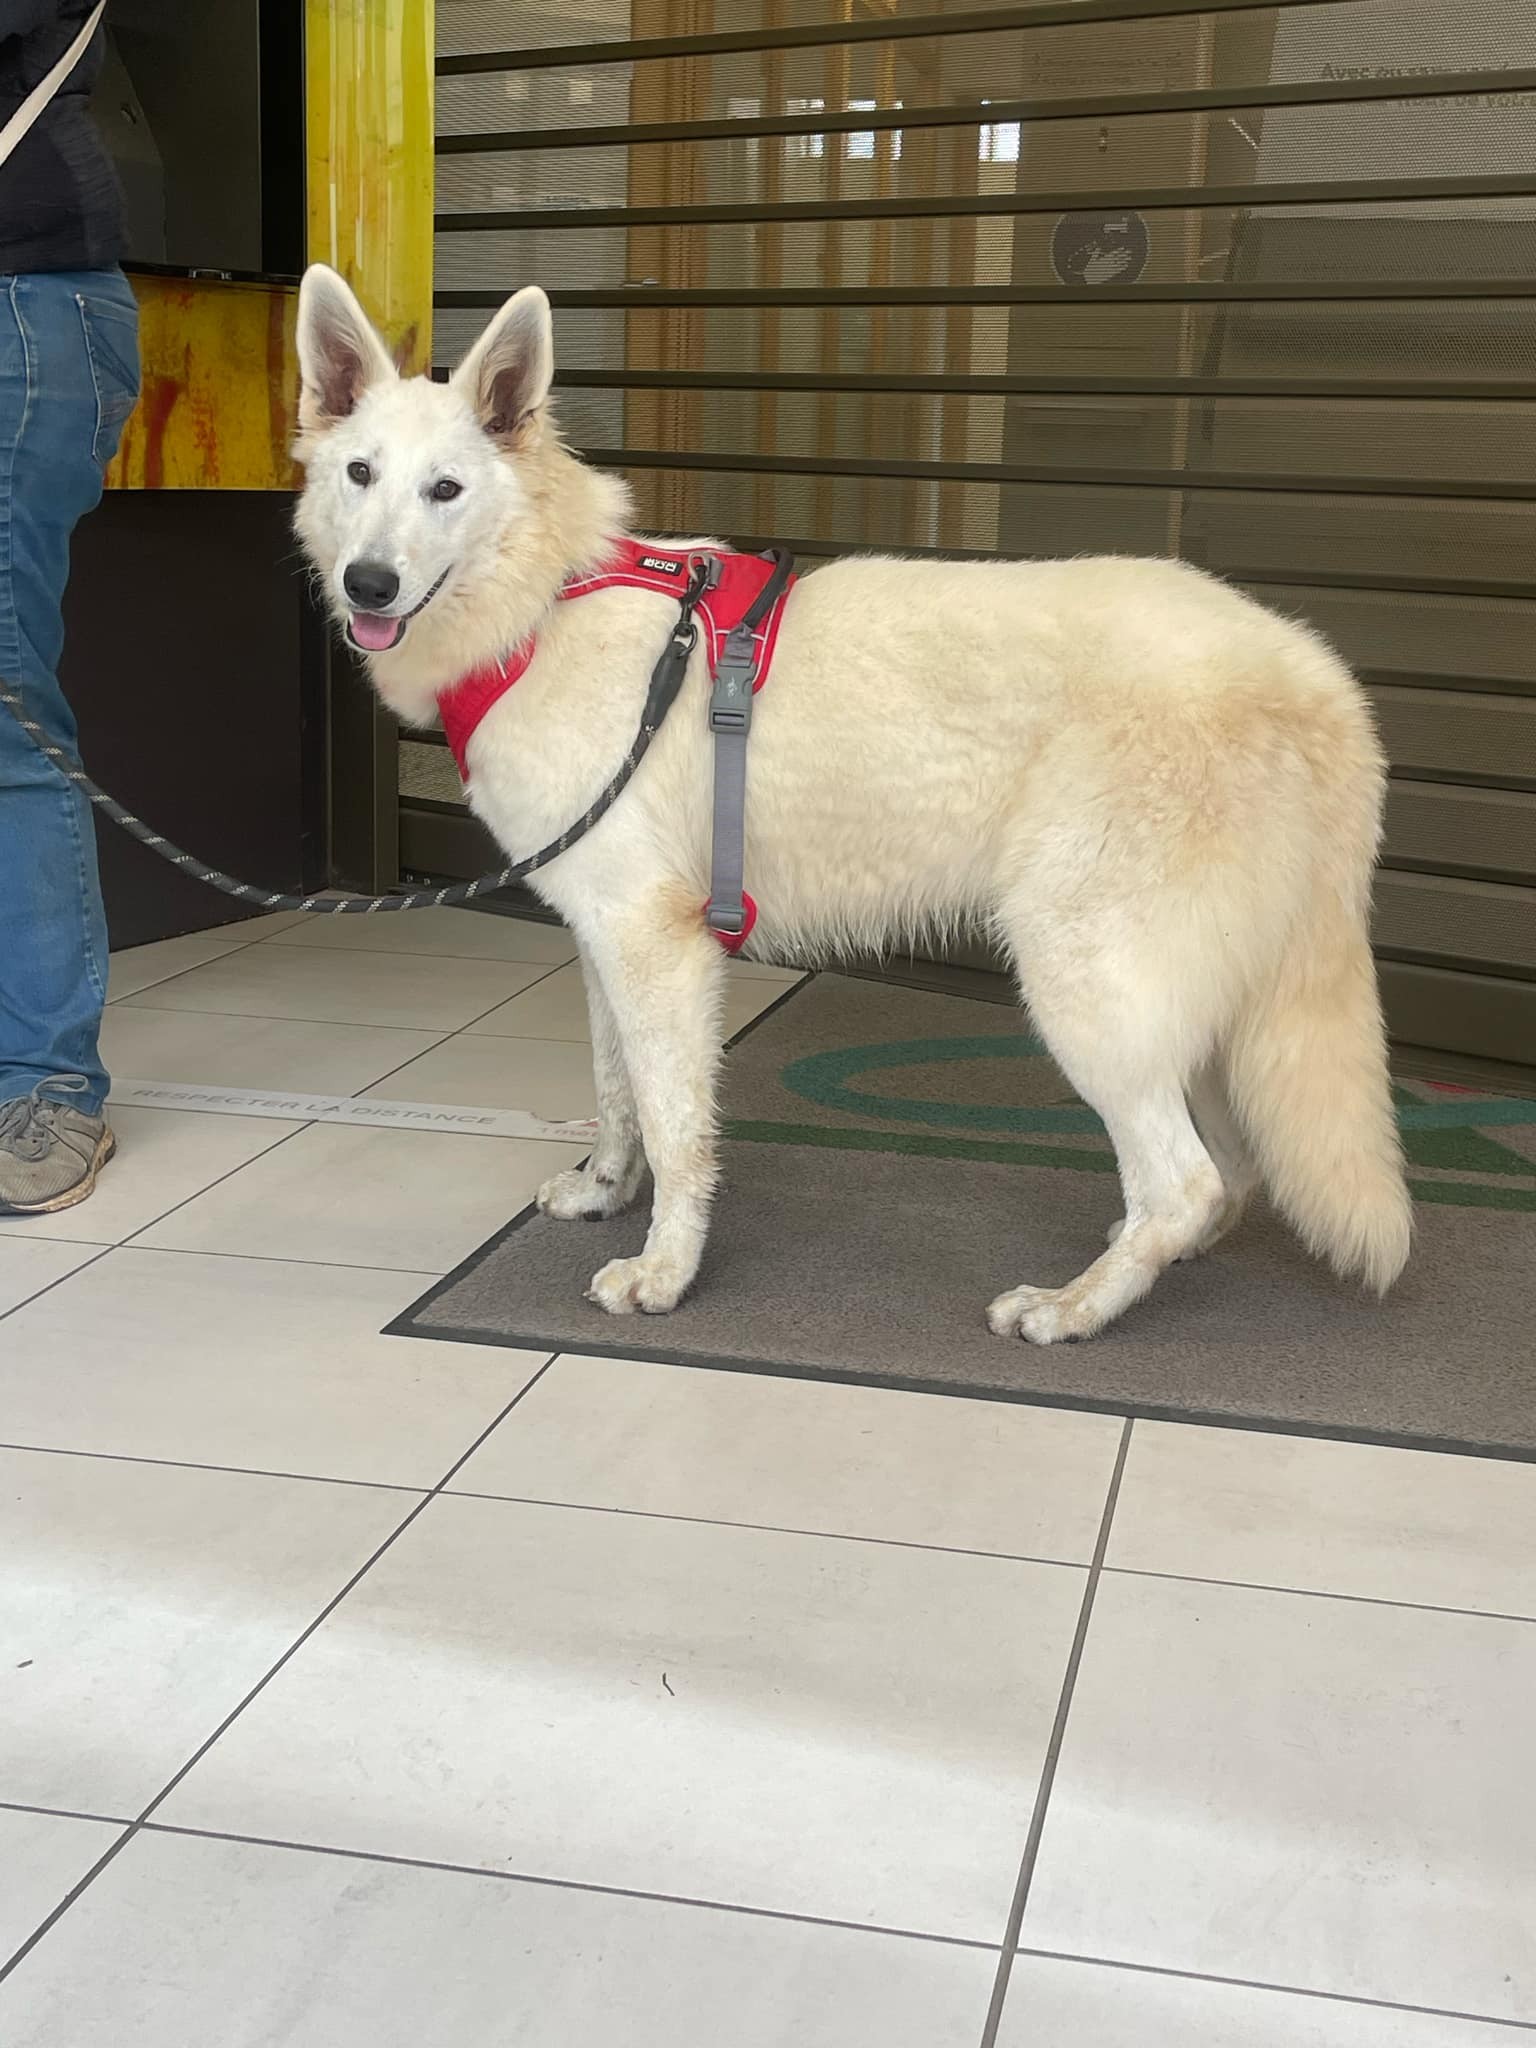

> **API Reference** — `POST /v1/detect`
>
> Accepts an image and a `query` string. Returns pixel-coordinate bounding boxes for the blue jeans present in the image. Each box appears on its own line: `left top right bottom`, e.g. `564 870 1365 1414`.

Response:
0 270 140 1115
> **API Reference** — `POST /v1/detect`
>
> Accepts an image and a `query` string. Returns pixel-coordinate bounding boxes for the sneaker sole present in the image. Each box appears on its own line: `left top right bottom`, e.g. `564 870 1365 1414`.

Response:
0 1127 117 1217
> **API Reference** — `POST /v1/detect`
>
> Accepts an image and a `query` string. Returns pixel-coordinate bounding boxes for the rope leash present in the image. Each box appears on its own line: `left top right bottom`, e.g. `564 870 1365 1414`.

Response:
0 563 707 915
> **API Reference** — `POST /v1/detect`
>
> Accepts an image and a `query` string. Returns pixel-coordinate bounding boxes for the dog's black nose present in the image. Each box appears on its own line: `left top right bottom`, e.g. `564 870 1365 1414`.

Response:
342 560 400 610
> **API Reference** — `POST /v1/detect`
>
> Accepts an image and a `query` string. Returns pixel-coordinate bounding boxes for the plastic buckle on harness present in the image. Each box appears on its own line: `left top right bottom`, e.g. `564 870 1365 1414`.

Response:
708 624 758 736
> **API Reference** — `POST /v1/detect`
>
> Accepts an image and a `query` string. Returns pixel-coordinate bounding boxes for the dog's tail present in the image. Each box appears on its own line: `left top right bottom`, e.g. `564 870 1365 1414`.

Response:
1224 879 1411 1294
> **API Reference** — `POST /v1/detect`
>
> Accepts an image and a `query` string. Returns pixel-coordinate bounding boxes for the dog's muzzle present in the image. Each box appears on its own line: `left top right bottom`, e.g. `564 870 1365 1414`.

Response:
345 567 451 654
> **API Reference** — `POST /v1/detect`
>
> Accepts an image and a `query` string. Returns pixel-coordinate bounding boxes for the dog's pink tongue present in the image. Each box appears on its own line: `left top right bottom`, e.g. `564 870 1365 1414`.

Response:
350 612 401 652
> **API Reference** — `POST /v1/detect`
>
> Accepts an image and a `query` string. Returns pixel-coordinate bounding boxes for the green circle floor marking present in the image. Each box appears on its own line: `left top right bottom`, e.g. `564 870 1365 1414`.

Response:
780 1034 1106 1136
780 1036 1536 1142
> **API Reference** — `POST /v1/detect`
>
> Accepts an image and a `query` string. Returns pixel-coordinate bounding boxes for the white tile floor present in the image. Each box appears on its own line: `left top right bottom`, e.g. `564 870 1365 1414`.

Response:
2 907 1534 2044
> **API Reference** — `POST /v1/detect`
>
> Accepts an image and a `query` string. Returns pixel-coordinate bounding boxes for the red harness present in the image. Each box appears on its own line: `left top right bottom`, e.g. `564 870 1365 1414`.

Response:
435 539 796 951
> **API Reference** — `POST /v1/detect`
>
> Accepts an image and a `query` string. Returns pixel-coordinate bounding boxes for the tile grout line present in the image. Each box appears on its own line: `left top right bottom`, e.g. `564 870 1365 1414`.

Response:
8 1792 1533 2035
8 1354 1536 2038
1011 1944 1536 2036
0 1244 116 1328
109 959 793 1118
117 910 571 979
10 1788 1527 2038
117 962 806 1056
0 1798 130 1829
89 952 581 1267
105 927 299 1006
95 1241 441 1277
109 1007 369 1258
1102 1561 1536 1631
0 1825 138 1985
109 929 788 1024
443 1483 1111 1571
977 1415 1135 2048
5 1415 1535 1632
0 1353 559 1989
113 1003 470 1033
341 958 574 1092
5 1069 577 1294
0 1237 445 1279
260 938 582 969
0 1440 436 1498
106 974 583 1248
0 1440 1105 1567
132 1820 1007 1958
425 1487 1536 1629
129 1348 558 1828
112 953 573 1045
114 1121 319 1253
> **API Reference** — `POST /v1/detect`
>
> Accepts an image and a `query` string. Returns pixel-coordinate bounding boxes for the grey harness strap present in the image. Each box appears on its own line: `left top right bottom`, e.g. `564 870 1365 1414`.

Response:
706 621 759 941
702 546 795 943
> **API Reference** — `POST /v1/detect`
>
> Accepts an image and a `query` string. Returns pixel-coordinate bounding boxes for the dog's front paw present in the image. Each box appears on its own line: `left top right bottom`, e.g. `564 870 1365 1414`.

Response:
587 1251 691 1316
987 1282 1097 1346
538 1165 633 1222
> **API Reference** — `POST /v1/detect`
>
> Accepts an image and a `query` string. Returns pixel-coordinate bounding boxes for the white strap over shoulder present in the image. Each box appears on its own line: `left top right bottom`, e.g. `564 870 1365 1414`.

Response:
0 1 107 172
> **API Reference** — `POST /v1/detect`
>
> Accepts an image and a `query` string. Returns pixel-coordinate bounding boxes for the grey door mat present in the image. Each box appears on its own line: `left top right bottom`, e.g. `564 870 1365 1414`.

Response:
393 975 1536 1462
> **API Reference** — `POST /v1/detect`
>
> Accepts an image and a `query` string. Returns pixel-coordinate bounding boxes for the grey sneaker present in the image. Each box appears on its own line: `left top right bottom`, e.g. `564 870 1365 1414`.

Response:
0 1080 116 1216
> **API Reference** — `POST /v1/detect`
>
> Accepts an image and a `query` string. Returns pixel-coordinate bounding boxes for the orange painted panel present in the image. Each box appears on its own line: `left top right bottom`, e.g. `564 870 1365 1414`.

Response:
105 272 300 493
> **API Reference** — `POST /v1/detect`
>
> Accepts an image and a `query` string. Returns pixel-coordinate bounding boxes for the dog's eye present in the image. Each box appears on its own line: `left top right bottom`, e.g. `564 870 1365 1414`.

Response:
429 477 463 503
346 460 372 487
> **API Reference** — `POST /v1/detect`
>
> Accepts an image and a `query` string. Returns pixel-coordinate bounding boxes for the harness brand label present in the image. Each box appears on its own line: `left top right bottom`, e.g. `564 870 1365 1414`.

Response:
638 554 684 575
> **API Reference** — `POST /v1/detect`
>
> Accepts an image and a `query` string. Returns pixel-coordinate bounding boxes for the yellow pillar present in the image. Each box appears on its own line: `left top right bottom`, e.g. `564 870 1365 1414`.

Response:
305 0 435 373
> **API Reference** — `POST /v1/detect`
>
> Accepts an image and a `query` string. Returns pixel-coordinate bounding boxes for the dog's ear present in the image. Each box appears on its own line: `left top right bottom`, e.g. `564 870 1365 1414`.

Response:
296 265 396 433
452 285 554 449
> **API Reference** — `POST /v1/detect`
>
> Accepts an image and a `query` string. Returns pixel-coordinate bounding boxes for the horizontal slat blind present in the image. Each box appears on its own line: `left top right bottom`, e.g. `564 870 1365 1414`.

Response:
428 0 1536 1059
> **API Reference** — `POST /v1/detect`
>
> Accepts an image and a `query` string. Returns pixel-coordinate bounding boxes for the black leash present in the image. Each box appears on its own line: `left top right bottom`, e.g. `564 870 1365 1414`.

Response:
738 546 795 630
0 557 711 915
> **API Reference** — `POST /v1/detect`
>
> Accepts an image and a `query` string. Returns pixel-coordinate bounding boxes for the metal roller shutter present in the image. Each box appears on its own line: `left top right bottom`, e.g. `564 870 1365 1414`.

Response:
420 0 1536 1068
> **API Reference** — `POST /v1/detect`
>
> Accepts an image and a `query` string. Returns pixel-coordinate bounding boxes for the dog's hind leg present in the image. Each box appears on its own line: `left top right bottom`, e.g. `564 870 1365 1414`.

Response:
1105 1056 1259 1260
1182 1057 1261 1253
537 948 647 1221
990 905 1227 1344
580 902 727 1316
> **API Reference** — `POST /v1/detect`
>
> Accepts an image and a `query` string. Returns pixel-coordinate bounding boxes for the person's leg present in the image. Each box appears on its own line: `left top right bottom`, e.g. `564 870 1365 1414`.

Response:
0 270 139 1210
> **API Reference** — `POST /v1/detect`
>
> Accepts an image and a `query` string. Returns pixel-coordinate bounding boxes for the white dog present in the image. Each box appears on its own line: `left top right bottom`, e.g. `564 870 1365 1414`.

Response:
293 265 1411 1343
